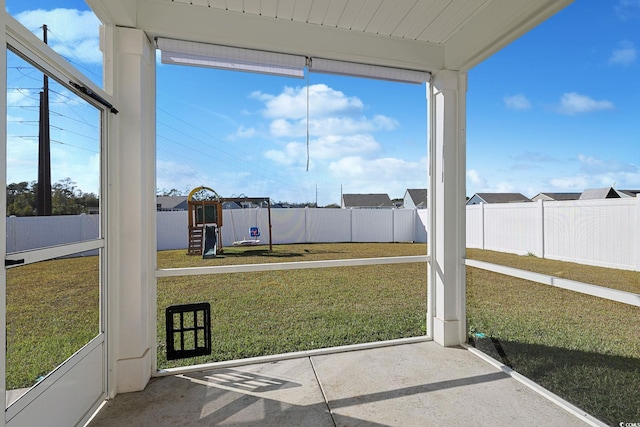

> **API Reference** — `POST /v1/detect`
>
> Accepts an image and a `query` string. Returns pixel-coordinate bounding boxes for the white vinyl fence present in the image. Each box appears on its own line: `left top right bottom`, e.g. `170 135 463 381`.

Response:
6 198 640 271
6 214 100 255
157 208 428 249
466 197 640 271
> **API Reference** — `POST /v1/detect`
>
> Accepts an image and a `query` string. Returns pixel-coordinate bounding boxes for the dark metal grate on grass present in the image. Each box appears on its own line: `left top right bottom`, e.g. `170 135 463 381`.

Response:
165 303 212 360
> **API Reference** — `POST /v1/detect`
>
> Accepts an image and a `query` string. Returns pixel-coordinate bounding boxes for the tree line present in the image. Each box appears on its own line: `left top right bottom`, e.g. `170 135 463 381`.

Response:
6 178 99 216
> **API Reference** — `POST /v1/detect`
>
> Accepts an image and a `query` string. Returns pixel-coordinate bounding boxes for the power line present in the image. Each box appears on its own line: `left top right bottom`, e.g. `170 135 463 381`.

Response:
44 27 102 81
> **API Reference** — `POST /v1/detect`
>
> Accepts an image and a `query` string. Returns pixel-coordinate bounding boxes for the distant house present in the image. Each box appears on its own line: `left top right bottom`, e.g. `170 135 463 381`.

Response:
616 189 640 198
391 198 404 208
156 195 188 211
221 201 241 209
466 193 530 205
341 193 393 209
403 188 427 209
531 192 581 202
579 187 620 200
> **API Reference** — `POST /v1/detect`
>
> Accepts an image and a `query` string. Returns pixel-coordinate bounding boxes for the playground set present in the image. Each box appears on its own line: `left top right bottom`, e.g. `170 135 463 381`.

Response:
186 186 272 258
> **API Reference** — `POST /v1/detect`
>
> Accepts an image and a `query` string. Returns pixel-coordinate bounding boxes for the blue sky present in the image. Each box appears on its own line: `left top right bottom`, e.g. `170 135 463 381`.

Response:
6 0 639 205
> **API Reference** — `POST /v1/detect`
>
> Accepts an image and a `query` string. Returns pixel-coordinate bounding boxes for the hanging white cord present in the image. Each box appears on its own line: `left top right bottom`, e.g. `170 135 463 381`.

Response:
306 69 310 172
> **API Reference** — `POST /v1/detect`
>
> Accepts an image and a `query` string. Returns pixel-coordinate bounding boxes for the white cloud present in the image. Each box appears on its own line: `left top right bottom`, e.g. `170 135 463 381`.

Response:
252 84 364 120
548 175 591 191
503 94 531 111
548 154 639 191
578 154 637 175
609 41 637 65
466 169 487 188
264 134 381 167
555 92 614 115
615 0 640 20
15 8 102 64
488 182 515 193
156 159 211 194
7 88 39 108
229 126 257 140
328 156 427 195
270 115 397 138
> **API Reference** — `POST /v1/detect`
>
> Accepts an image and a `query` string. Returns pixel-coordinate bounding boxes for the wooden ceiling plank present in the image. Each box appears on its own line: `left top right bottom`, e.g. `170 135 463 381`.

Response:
365 1 398 34
322 0 349 27
260 0 278 18
242 0 261 15
292 0 314 23
377 0 418 36
337 0 367 29
349 0 382 32
276 0 296 20
208 0 227 10
400 0 449 40
307 0 331 25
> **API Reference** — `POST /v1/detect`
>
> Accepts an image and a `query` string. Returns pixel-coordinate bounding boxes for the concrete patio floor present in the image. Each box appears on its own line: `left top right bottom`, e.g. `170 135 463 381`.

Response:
87 341 597 426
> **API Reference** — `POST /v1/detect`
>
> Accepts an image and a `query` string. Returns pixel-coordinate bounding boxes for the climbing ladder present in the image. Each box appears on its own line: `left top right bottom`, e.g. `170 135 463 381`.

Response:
187 226 204 255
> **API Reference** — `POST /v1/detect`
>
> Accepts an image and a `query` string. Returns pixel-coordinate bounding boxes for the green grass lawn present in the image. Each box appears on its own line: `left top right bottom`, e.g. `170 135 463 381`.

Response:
466 249 640 426
5 244 639 425
5 256 100 390
157 243 428 367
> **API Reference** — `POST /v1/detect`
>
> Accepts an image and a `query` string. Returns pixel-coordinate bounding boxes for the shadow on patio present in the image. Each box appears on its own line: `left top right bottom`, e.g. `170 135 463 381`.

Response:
87 341 594 426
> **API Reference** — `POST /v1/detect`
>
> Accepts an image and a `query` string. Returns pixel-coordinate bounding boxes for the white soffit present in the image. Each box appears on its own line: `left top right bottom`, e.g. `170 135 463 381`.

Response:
89 0 574 72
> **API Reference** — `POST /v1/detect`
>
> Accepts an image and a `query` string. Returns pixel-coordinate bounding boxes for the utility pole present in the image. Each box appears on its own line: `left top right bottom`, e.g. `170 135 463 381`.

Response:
37 24 52 216
315 184 318 207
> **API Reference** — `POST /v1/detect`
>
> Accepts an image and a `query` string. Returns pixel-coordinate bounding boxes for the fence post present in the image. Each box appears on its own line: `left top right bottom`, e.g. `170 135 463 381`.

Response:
480 202 485 250
538 199 545 259
7 215 16 253
636 195 640 272
350 208 354 242
305 206 309 243
392 208 396 242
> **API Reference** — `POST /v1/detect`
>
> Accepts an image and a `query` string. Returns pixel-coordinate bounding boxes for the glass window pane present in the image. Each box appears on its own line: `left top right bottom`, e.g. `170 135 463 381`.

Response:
6 49 101 252
5 255 100 403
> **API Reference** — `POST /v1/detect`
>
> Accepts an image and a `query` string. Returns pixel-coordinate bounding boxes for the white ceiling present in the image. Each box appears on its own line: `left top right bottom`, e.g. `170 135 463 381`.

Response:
86 0 573 72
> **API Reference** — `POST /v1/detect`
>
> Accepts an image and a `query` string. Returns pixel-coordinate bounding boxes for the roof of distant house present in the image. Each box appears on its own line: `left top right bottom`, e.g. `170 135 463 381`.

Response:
342 193 392 208
532 192 581 201
616 189 640 197
467 193 530 204
406 189 427 207
579 187 620 200
156 195 188 210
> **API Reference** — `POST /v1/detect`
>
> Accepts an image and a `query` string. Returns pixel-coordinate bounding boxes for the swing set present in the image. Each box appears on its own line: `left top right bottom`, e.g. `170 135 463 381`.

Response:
223 196 272 251
186 186 272 257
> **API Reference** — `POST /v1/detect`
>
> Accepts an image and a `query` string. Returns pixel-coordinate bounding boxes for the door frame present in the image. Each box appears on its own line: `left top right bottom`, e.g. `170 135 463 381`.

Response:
2 12 113 427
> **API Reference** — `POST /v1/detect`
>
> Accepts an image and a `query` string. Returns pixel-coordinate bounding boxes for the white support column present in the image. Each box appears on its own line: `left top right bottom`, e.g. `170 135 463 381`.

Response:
428 70 467 346
106 26 156 394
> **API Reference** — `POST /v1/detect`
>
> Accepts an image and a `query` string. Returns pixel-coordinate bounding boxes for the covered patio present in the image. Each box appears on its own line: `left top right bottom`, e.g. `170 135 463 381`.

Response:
88 341 592 426
2 0 610 425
